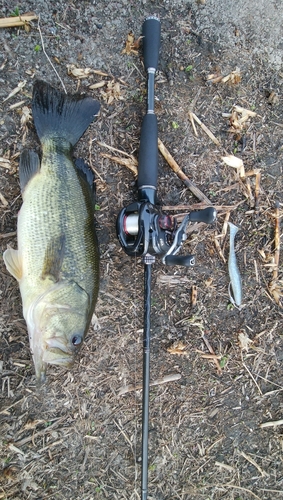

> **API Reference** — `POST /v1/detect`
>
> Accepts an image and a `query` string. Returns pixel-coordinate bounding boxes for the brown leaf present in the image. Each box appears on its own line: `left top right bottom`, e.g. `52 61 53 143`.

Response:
122 31 141 55
167 341 188 356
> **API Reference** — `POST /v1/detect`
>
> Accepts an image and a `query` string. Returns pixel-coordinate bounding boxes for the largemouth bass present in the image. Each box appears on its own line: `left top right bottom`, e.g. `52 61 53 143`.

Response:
3 81 100 381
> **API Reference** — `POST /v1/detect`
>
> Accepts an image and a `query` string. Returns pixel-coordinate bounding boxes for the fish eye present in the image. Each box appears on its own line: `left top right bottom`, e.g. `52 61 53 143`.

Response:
72 335 82 346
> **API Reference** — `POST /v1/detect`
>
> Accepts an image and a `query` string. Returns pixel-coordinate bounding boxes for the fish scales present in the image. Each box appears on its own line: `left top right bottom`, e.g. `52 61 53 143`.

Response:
3 81 100 381
19 140 98 295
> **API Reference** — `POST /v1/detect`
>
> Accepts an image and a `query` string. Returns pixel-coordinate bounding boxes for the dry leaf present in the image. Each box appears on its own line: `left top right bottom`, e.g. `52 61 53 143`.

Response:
101 80 124 104
0 157 11 169
122 31 142 55
222 68 241 84
3 80 26 103
167 341 188 356
67 64 93 79
268 280 283 306
238 332 253 351
207 68 241 85
89 81 106 89
267 91 280 106
222 155 245 178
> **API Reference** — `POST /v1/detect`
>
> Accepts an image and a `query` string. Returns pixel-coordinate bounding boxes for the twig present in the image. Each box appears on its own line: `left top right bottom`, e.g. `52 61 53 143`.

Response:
100 153 138 176
260 419 283 428
254 170 261 213
200 483 262 500
158 138 211 204
214 231 226 263
201 334 222 375
239 450 268 477
162 202 241 212
37 16 67 94
118 373 181 395
0 13 38 28
273 201 280 280
241 352 262 395
0 231 16 239
191 112 221 146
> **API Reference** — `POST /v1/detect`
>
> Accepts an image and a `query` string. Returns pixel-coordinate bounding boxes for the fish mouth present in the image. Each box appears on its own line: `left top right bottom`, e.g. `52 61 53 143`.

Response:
32 337 75 382
42 337 75 367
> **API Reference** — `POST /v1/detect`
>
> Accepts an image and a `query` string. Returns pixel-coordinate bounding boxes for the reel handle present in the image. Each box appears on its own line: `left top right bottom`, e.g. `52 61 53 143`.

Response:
142 16 161 71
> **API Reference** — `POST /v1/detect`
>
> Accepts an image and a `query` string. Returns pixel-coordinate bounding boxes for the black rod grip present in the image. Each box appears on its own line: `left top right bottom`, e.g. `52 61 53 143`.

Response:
142 16 161 71
138 113 158 195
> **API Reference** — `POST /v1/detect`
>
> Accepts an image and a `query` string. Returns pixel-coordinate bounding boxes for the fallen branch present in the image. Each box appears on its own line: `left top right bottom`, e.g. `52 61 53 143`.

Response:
118 373 181 395
158 138 211 204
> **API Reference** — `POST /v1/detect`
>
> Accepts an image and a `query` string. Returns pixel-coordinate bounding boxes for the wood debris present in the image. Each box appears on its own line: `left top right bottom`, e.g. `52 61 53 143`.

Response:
118 373 181 395
0 157 11 169
3 80 26 103
20 105 32 142
191 285 197 307
214 230 226 263
239 450 268 477
238 331 253 351
158 138 211 204
223 104 257 134
0 12 37 31
98 141 138 176
268 203 282 307
167 340 189 356
101 153 138 176
222 155 245 178
201 334 222 375
207 67 241 85
67 64 109 79
188 112 221 146
121 31 142 55
101 80 124 104
0 192 8 206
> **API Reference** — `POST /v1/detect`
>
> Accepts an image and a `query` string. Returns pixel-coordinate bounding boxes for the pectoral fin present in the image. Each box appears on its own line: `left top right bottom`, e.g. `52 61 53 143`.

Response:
41 234 66 282
3 248 22 281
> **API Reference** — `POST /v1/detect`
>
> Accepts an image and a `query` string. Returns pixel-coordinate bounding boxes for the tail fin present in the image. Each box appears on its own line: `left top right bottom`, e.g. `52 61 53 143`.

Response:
32 81 100 146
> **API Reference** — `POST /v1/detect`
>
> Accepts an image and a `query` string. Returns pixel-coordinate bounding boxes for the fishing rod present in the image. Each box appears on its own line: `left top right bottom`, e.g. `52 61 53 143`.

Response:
116 16 216 499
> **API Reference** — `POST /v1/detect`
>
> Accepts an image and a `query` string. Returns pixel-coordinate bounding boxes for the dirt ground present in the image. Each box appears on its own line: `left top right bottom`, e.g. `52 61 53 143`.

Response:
1 1 283 499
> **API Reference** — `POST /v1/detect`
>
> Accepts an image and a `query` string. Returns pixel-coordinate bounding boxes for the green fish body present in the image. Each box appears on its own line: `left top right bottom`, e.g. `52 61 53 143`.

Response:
3 81 100 381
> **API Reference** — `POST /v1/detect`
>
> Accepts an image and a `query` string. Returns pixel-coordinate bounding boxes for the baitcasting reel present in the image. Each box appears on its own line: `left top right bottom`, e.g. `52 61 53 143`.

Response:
117 202 216 266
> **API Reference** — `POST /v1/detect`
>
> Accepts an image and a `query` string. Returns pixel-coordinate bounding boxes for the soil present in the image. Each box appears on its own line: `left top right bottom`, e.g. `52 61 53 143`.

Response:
1 1 283 499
